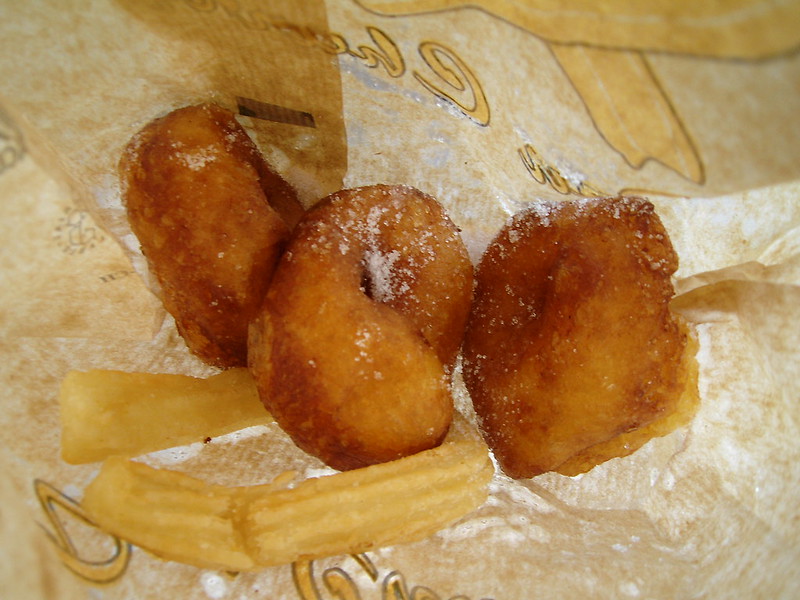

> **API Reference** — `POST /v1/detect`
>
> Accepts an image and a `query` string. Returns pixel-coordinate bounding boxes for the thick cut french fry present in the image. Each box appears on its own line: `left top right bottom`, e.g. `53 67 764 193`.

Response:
81 433 494 571
60 368 272 464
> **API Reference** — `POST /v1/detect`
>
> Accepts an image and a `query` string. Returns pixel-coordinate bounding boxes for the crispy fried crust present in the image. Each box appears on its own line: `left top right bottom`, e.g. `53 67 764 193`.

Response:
248 184 474 470
462 197 693 478
120 103 302 367
81 427 493 570
59 368 271 464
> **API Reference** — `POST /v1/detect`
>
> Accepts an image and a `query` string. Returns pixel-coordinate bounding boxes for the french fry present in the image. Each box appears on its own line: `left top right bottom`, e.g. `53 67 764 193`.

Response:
81 432 494 571
59 368 272 464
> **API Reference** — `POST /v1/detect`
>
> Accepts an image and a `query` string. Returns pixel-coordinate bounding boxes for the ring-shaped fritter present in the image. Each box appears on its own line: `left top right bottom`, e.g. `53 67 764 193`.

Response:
248 184 473 470
121 104 302 367
463 197 694 478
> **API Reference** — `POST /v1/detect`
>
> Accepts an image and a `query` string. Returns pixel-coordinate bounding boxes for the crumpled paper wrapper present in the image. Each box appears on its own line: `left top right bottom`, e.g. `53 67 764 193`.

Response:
2 1 800 598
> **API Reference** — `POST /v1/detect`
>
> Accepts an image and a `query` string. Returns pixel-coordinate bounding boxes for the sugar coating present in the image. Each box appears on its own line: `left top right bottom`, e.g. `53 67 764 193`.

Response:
172 144 219 171
251 184 474 471
324 185 456 313
463 196 687 478
362 248 404 302
119 103 296 368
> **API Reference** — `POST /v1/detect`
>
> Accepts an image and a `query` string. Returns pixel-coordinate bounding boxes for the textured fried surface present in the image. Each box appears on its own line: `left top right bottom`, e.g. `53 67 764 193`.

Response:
249 184 473 470
463 197 692 478
82 428 492 570
120 103 302 367
59 368 271 464
555 326 699 476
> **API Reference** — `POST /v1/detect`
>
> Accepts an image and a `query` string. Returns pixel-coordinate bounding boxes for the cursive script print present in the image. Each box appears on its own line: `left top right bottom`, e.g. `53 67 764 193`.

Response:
34 479 131 583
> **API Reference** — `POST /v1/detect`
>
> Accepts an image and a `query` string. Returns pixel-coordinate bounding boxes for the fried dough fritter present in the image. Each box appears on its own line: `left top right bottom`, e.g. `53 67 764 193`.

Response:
248 184 474 471
120 104 302 367
462 197 695 479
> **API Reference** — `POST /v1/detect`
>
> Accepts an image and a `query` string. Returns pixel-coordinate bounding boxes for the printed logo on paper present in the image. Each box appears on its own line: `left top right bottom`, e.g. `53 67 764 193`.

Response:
34 479 131 583
0 104 25 175
53 206 105 255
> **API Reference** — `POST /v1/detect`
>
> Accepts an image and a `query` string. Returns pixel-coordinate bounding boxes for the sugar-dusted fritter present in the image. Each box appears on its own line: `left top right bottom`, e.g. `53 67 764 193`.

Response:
248 184 474 471
462 197 695 478
120 104 303 367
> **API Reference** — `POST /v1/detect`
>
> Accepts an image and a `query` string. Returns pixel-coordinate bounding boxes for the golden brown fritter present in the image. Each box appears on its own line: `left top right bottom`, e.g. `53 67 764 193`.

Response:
248 184 474 470
462 197 693 479
120 104 302 367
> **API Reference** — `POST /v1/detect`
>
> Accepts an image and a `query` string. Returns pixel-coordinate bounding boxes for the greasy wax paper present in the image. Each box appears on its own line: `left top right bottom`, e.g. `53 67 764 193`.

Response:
1 1 800 598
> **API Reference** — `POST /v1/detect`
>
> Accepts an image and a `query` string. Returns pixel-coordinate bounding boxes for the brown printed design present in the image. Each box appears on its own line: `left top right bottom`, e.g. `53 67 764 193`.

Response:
98 269 136 284
0 104 25 175
355 0 800 188
323 25 490 126
355 0 800 58
52 206 106 255
34 480 131 583
518 143 608 197
294 554 493 599
237 96 317 128
326 25 406 78
549 45 704 185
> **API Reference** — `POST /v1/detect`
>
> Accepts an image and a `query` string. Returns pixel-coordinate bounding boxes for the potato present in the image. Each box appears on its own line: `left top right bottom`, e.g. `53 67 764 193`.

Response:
59 368 271 464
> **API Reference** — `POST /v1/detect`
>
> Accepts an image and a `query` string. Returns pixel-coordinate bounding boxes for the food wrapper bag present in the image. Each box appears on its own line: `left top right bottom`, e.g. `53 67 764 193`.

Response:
1 1 800 598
